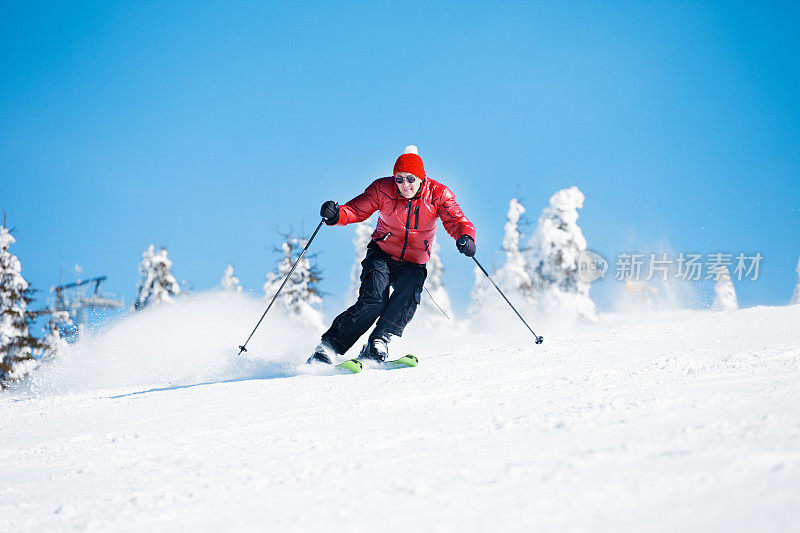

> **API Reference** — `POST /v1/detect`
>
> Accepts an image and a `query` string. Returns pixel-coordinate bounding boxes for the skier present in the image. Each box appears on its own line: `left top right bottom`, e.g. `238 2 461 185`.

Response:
309 146 476 364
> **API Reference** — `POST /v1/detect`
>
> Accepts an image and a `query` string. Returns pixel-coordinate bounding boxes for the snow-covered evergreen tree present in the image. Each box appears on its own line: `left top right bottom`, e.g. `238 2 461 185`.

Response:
525 186 596 322
39 307 72 360
0 226 41 387
346 221 375 306
469 263 495 317
791 257 800 305
220 264 242 292
495 198 532 298
135 245 181 311
416 239 453 321
263 234 324 331
713 265 738 312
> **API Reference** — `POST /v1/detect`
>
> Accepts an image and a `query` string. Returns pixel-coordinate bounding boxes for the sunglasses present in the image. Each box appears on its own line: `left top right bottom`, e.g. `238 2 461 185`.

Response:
394 175 418 184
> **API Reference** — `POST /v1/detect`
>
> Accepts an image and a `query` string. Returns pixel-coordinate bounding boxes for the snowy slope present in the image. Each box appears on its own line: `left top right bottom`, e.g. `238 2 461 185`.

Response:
2 296 800 531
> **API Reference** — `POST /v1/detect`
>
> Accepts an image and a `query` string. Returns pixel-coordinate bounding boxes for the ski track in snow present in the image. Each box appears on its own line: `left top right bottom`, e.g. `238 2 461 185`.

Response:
2 303 800 531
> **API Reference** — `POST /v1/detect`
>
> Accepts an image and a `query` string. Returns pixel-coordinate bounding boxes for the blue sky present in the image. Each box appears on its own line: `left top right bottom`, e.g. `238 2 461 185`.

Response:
2 1 799 319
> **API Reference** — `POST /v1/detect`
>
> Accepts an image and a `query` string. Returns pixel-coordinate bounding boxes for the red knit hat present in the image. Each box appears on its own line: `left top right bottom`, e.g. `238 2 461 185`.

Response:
393 145 425 179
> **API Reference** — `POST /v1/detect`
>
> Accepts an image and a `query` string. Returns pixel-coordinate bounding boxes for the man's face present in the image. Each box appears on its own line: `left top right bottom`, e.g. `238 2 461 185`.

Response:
395 172 422 199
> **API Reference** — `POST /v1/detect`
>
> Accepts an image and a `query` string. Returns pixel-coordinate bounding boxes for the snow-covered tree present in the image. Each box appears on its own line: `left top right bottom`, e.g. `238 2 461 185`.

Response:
220 264 242 292
469 263 495 317
346 221 375 306
0 226 42 387
263 234 324 331
135 245 181 311
495 198 532 298
525 186 596 322
791 257 800 305
416 239 453 321
39 307 72 360
713 265 738 312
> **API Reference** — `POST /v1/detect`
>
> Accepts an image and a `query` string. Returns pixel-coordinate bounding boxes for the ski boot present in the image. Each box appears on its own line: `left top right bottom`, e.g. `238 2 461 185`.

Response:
359 332 392 362
307 341 338 364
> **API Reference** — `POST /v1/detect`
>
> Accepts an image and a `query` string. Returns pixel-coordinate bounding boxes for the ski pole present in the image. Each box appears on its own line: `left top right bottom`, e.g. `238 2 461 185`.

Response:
236 218 326 355
471 255 544 344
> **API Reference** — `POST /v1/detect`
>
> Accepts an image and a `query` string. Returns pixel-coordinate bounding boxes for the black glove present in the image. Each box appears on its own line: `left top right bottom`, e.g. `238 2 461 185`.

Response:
320 200 339 225
456 235 476 257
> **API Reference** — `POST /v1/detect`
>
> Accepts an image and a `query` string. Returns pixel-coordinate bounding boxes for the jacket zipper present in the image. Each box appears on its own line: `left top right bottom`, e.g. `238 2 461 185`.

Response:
399 199 413 261
414 206 419 229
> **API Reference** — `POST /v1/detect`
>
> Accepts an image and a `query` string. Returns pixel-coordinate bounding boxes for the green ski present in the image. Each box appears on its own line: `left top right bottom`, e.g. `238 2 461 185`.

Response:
358 354 419 369
387 354 418 367
335 358 363 373
332 354 418 373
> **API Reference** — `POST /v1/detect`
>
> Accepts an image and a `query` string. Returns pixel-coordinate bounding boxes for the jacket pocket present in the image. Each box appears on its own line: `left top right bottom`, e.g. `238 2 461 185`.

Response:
372 231 392 242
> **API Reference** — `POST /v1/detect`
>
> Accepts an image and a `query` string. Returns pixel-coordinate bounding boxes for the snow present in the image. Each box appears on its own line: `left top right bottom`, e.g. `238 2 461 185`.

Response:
415 238 453 321
3 294 800 531
792 256 800 305
262 236 324 332
346 220 375 306
1 225 37 385
713 265 738 311
220 264 242 293
39 309 72 359
135 245 181 310
495 198 533 298
1 229 27 336
526 186 596 322
469 263 495 317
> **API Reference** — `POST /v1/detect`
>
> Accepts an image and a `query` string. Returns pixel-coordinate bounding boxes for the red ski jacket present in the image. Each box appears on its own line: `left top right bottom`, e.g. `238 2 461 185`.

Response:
336 177 476 264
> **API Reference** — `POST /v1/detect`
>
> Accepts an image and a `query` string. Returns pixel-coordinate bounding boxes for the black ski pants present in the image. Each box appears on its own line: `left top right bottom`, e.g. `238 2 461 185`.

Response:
322 241 427 355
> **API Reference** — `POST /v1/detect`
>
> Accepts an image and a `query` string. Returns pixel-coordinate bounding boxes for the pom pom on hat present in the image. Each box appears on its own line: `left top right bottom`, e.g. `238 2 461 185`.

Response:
393 145 425 179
